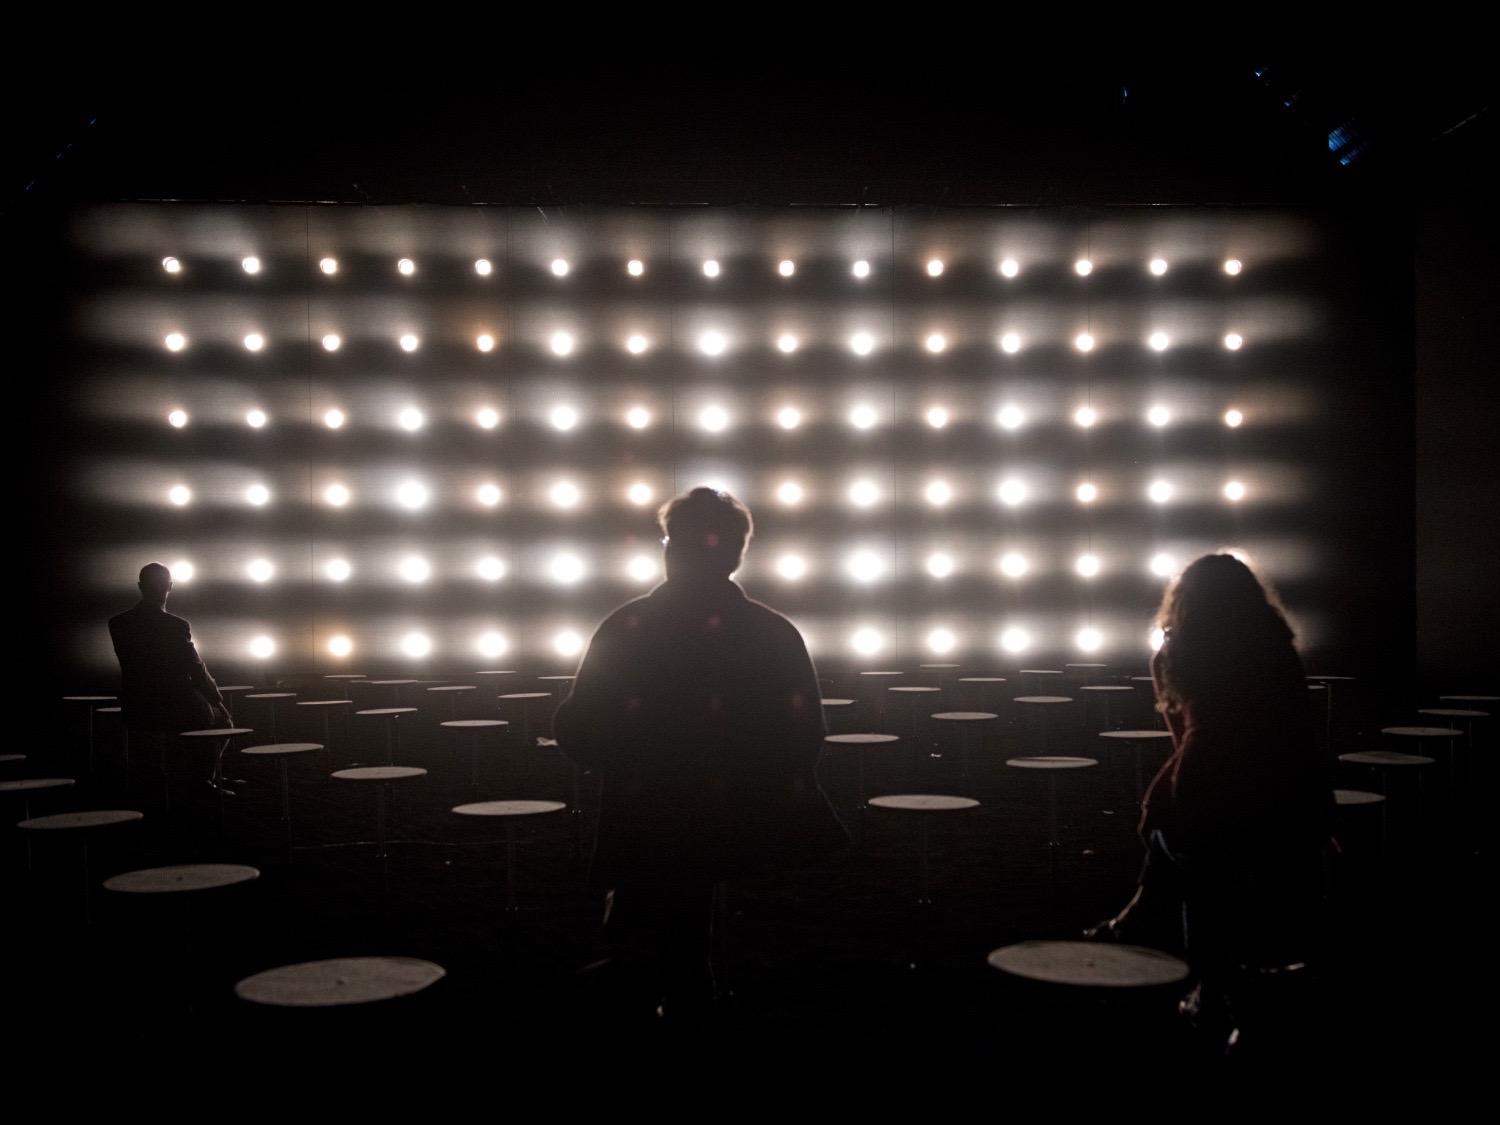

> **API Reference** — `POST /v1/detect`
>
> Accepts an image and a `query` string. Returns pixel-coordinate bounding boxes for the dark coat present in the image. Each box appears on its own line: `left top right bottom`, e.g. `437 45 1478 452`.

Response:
553 578 849 885
107 601 223 733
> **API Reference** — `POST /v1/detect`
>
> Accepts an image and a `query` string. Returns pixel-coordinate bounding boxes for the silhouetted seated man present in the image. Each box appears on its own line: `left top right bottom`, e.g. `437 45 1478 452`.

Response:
553 487 848 1036
109 562 231 734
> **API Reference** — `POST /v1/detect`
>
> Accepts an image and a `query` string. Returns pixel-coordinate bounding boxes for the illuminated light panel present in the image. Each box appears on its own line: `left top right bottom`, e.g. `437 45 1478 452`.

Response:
476 484 502 507
328 635 353 657
1149 258 1169 276
325 559 352 582
778 260 795 277
168 485 191 506
776 333 798 354
554 630 584 657
549 405 580 432
1148 480 1174 503
1074 259 1093 277
1224 408 1245 427
999 258 1019 278
550 480 581 509
1073 406 1098 428
1224 332 1244 351
846 550 885 584
999 552 1028 578
927 628 956 654
1075 554 1101 578
170 560 194 582
1076 482 1098 503
399 334 420 353
702 260 720 278
244 485 270 507
550 258 569 277
1000 332 1021 354
1074 332 1095 352
1147 405 1171 427
776 554 807 580
1148 331 1170 352
997 479 1027 507
852 260 870 279
1150 553 1177 577
926 553 954 579
324 483 351 507
162 256 182 274
699 331 727 357
319 258 338 275
926 259 944 277
849 332 875 356
247 558 274 583
1000 627 1030 653
321 334 341 352
168 410 188 428
925 333 947 354
776 407 802 430
395 481 429 510
476 407 500 429
401 632 431 658
625 406 651 430
550 331 575 356
626 482 653 506
475 556 506 581
397 258 415 276
924 480 952 506
246 410 267 429
848 480 879 508
474 259 492 276
398 556 431 584
249 635 275 659
241 256 261 275
925 407 949 429
698 405 729 433
476 333 496 352
1224 258 1243 276
997 406 1024 430
1223 480 1247 502
476 632 508 659
626 259 644 277
1149 627 1167 651
323 409 346 429
398 408 424 432
626 555 657 583
164 333 186 352
626 334 649 355
776 481 804 506
851 627 885 656
849 404 877 430
1076 628 1103 653
243 333 265 352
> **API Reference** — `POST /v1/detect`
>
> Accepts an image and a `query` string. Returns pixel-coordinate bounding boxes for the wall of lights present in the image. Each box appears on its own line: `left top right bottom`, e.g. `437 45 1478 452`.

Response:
59 203 1342 680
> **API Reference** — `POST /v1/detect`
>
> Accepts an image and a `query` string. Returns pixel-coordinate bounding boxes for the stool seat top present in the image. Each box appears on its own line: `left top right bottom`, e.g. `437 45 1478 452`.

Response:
1014 696 1073 704
0 777 75 793
218 685 257 692
241 742 323 756
97 707 121 713
825 733 900 744
441 719 509 728
1080 685 1133 692
452 799 567 818
180 727 254 738
367 679 418 685
0 754 28 763
1019 669 1064 675
1440 694 1499 701
105 863 260 895
1130 676 1155 682
246 693 297 700
356 707 418 717
868 794 979 813
235 956 445 1008
1418 708 1488 718
987 940 1189 988
1008 755 1099 771
920 663 960 669
960 677 1007 683
63 695 116 702
1381 726 1462 738
298 699 353 707
474 670 518 676
1335 789 1386 806
19 809 143 831
1099 730 1173 741
1307 685 1327 692
1307 675 1356 682
888 686 940 693
1065 663 1108 669
538 675 576 681
859 670 903 676
1339 750 1435 767
333 766 428 781
820 698 855 707
932 711 999 721
324 674 368 680
499 692 552 700
427 685 477 693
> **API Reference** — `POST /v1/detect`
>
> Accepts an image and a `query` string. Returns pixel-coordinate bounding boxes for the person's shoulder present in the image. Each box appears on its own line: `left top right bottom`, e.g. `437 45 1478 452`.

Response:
595 592 657 632
740 593 807 639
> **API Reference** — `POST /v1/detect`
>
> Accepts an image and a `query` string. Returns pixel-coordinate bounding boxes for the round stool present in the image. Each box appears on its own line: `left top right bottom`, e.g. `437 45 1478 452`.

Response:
216 685 257 723
858 671 904 724
1013 696 1074 755
323 674 368 702
497 693 553 754
0 753 26 766
1006 756 1098 879
920 663 960 688
1308 675 1356 750
930 712 998 778
240 743 323 857
1079 685 1134 731
820 698 856 734
452 799 567 911
296 699 353 766
1334 788 1389 870
332 766 428 859
18 809 144 922
987 939 1188 988
1418 708 1487 789
1017 669 1064 696
959 677 1007 710
235 956 445 1007
355 707 418 765
867 794 979 906
1 777 76 871
364 679 419 708
426 684 478 719
243 693 297 741
179 727 255 797
1097 729 1174 804
823 733 899 825
440 719 510 796
474 671 519 701
1381 726 1462 803
887 686 941 747
62 695 116 776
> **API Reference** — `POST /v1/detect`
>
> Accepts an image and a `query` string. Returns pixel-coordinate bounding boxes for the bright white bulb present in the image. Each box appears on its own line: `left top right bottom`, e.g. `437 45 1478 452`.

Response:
319 258 337 275
1076 628 1103 653
626 482 653 506
999 259 1019 278
328 635 353 657
777 481 804 506
551 554 585 585
398 334 419 353
1075 259 1093 277
926 259 945 277
1000 627 1030 654
243 333 265 352
321 334 341 352
1000 332 1021 354
476 632 508 659
852 260 870 279
698 406 729 433
1224 333 1244 351
926 407 949 429
476 334 496 353
476 557 506 581
776 407 802 430
997 479 1027 507
1148 332 1170 352
1074 332 1095 353
162 257 182 274
849 480 879 508
397 258 415 276
249 635 275 659
626 334 648 355
699 331 727 357
776 333 798 354
550 259 569 277
702 260 720 278
1150 553 1177 577
849 405 877 430
1147 406 1171 427
323 409 345 429
550 481 581 509
396 481 428 510
1224 480 1247 502
476 484 501 507
247 559 274 583
554 631 584 657
325 559 352 582
246 410 267 429
925 480 952 507
849 332 875 356
324 484 350 507
778 260 795 277
927 628 956 654
926 553 954 579
1076 554 1101 578
1000 553 1029 578
398 408 424 432
1150 258 1169 276
169 560 194 582
241 256 261 275
474 259 492 276
164 333 186 352
627 259 645 277
550 331 575 357
1224 409 1244 428
997 406 1024 431
399 556 431 584
627 555 657 583
245 485 270 507
475 408 500 430
1076 482 1098 503
1148 481 1174 504
625 407 651 430
1150 627 1167 652
1224 259 1243 276
925 333 947 354
851 628 885 656
401 633 431 659
550 406 579 432
168 410 188 428
777 554 807 581
847 551 885 584
1074 406 1097 428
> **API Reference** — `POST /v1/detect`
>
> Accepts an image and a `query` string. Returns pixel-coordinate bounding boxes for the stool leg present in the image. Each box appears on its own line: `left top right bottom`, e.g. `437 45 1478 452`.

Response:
505 822 517 911
918 819 932 906
1047 776 1060 884
376 785 388 860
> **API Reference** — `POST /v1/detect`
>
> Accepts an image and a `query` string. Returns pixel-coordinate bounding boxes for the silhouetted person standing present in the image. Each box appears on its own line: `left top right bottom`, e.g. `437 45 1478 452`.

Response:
109 562 231 733
553 487 848 1035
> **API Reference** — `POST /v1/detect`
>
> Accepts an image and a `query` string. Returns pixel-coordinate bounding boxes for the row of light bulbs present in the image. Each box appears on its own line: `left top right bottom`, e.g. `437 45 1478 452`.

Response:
162 255 1247 281
159 328 1248 356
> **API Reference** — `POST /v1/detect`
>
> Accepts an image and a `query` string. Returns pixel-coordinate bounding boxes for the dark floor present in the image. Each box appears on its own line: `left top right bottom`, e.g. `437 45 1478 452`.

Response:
3 671 1487 1099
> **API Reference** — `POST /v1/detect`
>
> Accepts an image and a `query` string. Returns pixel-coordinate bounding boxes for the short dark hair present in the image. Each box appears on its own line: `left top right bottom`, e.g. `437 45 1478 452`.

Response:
138 562 172 589
657 487 753 575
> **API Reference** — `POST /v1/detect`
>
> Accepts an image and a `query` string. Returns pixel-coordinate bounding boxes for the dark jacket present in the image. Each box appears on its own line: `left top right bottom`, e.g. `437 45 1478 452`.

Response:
107 601 223 733
553 578 849 885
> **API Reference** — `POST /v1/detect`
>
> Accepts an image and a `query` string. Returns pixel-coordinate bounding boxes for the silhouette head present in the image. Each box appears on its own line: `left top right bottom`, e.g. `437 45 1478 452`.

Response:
657 486 753 582
138 562 173 605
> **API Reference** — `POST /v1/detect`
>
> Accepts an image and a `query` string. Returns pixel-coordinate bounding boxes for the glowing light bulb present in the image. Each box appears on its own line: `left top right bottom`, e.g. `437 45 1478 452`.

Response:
1224 480 1247 502
778 260 795 277
476 334 496 352
399 556 431 583
627 555 657 583
926 407 949 429
164 333 186 352
696 405 727 433
247 559 274 583
474 259 492 276
1148 480 1174 503
241 256 261 275
397 258 415 276
398 334 419 353
243 333 265 352
1000 553 1029 578
925 480 952 507
925 333 947 354
396 481 428 510
550 480 581 509
627 259 644 277
249 636 275 659
997 406 1024 430
550 258 569 277
625 406 651 430
550 554 585 584
162 256 182 274
1076 628 1102 652
849 404 877 430
776 333 798 353
321 334 341 352
550 331 574 356
699 331 726 356
1224 333 1244 351
777 481 804 506
554 631 584 657
550 406 579 432
1148 332 1170 352
476 408 499 430
1000 627 1030 653
163 561 193 585
926 553 954 578
1147 406 1171 427
626 334 648 355
1224 259 1243 276
852 260 870 279
777 554 807 580
1075 259 1093 277
1076 482 1098 503
1149 258 1168 276
1224 409 1244 427
245 484 270 507
398 408 424 432
849 332 875 356
328 635 353 657
1074 332 1095 352
319 258 338 275
627 482 653 506
1150 553 1177 577
927 629 956 654
847 551 885 584
999 258 1019 278
997 479 1027 507
849 480 879 508
324 483 350 507
1000 332 1021 354
476 557 506 581
926 259 945 277
702 260 720 278
325 559 351 582
168 410 188 428
401 632 431 658
851 628 885 656
476 632 508 658
1074 406 1097 428
476 484 501 507
1076 554 1101 578
323 409 345 429
246 410 267 429
776 407 802 430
